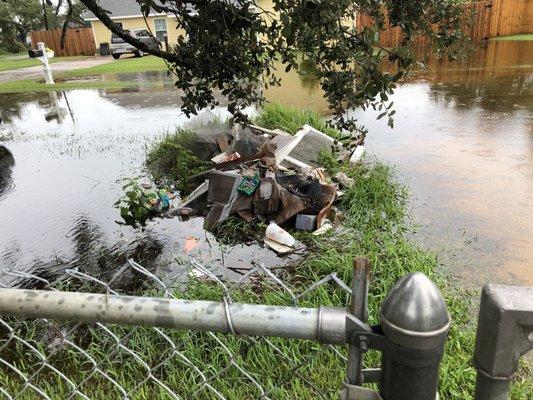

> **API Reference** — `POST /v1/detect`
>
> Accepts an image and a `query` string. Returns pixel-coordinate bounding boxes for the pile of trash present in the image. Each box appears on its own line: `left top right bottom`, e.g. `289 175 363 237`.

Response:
164 115 365 254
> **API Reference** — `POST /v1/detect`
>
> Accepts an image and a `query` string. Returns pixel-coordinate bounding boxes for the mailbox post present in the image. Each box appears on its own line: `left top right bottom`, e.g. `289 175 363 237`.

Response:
29 43 54 84
37 42 54 84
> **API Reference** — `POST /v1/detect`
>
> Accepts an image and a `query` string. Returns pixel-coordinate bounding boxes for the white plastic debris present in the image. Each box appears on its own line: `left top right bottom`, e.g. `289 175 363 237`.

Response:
349 145 366 165
140 180 153 189
265 221 296 247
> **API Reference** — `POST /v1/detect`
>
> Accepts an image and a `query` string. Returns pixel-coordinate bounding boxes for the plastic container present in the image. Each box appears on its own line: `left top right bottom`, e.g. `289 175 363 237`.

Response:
265 222 295 247
100 42 110 56
295 214 317 232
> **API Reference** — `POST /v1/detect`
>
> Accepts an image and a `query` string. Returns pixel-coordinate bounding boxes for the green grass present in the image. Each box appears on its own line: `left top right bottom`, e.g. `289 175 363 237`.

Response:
0 77 152 93
255 102 340 138
145 128 214 193
65 55 167 77
490 33 533 41
0 52 23 59
0 55 168 93
0 55 92 72
0 105 531 399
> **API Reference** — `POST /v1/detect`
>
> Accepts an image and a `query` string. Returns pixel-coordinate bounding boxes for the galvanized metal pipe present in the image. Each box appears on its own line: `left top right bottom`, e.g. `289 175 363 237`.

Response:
0 289 362 345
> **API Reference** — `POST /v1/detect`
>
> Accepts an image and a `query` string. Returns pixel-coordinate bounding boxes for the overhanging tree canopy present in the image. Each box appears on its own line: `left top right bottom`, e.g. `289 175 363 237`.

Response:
77 0 465 139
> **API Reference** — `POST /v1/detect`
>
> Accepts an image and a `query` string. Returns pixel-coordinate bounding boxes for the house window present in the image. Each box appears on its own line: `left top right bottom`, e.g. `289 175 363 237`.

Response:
154 18 167 41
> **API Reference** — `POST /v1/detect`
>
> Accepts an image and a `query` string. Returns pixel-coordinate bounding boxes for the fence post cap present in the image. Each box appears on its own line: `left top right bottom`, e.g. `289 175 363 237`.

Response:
380 272 450 350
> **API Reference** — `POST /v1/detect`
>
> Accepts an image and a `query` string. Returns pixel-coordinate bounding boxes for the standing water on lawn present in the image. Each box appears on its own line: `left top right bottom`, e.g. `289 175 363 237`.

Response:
0 89 296 287
266 40 533 286
0 40 532 286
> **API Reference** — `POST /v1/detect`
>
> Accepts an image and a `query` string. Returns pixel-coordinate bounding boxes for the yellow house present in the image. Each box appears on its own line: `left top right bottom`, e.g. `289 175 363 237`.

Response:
83 0 283 53
83 0 183 51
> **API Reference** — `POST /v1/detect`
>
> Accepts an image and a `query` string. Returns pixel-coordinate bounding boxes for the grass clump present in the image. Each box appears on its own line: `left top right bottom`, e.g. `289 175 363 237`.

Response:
146 129 212 194
255 102 340 138
66 55 167 77
212 216 268 245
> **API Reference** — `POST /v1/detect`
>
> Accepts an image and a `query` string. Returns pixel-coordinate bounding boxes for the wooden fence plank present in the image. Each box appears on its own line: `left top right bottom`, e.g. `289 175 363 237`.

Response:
357 0 532 47
30 28 96 57
490 0 533 37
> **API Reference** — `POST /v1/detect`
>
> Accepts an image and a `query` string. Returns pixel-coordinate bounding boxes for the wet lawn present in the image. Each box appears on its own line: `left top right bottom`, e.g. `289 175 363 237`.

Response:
0 55 168 93
0 54 92 72
65 55 167 76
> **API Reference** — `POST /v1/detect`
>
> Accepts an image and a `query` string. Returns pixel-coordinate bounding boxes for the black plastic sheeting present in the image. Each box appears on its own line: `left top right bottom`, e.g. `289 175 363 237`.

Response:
275 173 325 212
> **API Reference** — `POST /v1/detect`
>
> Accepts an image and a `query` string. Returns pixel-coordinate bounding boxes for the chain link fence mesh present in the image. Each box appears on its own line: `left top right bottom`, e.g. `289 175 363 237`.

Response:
0 257 356 399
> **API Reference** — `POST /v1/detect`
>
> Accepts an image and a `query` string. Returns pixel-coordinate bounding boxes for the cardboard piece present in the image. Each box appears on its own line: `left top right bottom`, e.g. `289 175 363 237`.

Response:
181 180 209 208
254 174 280 215
316 184 337 227
205 171 243 229
217 136 229 152
272 187 307 224
264 238 293 254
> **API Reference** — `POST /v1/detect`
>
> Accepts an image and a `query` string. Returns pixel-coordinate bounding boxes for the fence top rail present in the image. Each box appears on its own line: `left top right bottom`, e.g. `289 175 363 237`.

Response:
0 288 367 345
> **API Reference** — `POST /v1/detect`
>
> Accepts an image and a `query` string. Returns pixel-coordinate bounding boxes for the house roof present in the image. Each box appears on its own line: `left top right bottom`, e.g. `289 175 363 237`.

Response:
83 0 168 21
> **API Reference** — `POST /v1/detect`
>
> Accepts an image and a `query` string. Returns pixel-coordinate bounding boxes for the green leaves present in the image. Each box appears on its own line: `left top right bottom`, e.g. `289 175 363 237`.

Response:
125 0 465 134
115 178 171 228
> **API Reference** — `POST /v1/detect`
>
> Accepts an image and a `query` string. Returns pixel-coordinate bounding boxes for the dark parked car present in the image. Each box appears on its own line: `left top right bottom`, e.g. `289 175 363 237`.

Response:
110 29 160 59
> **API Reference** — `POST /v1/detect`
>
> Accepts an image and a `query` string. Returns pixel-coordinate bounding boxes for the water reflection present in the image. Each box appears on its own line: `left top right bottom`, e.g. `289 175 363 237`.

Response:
0 90 292 287
347 42 533 285
265 41 533 285
0 40 531 286
0 213 166 290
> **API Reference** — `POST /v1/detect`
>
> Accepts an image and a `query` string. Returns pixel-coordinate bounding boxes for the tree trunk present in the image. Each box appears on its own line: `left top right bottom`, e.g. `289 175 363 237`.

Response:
42 0 49 30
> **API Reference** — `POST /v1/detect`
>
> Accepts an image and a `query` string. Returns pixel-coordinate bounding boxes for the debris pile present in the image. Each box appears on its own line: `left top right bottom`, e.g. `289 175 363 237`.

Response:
168 116 365 253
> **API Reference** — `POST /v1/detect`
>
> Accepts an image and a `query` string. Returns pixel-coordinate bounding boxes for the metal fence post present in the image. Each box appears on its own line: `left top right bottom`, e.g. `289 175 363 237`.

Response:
474 285 533 400
379 272 451 400
347 257 370 385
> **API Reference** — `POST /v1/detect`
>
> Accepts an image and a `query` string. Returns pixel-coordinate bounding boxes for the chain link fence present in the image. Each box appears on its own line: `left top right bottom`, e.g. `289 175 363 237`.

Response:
0 258 357 400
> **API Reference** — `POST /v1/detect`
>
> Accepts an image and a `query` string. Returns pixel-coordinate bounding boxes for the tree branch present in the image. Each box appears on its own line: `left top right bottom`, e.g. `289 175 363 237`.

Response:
79 0 179 62
0 19 24 29
60 0 73 49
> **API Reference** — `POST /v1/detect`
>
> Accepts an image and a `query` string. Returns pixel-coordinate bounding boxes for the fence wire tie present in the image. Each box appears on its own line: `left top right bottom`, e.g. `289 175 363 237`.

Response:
223 296 237 335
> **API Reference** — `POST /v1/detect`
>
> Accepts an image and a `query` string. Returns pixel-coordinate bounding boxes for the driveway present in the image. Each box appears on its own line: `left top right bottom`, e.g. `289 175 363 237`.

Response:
0 56 113 83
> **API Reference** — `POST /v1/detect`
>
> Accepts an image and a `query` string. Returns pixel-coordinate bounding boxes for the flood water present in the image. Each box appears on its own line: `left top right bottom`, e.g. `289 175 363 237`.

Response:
0 90 296 287
0 40 532 286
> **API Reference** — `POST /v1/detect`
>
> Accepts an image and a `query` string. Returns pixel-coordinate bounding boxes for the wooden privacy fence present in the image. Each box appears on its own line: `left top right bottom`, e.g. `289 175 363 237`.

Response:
490 0 533 37
30 28 96 57
357 0 533 48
